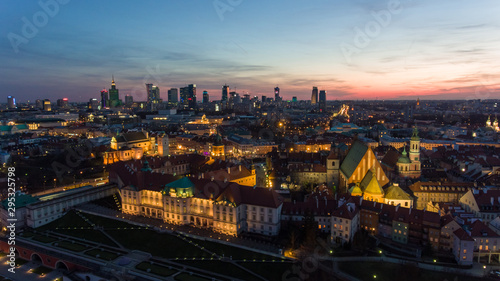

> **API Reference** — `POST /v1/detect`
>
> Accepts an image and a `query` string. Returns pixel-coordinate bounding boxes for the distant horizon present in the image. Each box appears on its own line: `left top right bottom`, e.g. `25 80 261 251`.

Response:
1 1 499 102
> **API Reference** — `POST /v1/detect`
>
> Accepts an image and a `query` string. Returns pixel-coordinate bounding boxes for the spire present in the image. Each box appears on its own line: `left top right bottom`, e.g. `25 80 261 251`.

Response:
402 147 407 157
411 126 420 141
112 75 115 86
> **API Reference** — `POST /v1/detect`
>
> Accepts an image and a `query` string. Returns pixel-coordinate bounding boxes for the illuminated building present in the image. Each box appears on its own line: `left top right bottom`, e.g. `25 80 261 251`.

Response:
109 77 122 107
311 86 318 105
43 99 51 111
168 88 178 106
7 96 16 109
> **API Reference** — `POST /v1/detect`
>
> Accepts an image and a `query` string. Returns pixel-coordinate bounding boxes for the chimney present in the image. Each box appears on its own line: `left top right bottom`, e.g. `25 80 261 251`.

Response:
239 165 241 172
409 206 412 215
497 197 500 204
395 204 399 212
228 167 231 174
211 176 214 181
224 178 227 183
315 196 319 209
359 197 363 205
374 201 376 207
325 196 327 206
202 173 204 179
491 197 494 206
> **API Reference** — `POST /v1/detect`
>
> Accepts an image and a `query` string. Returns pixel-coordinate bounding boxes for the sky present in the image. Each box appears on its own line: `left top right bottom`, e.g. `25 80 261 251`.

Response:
1 0 500 102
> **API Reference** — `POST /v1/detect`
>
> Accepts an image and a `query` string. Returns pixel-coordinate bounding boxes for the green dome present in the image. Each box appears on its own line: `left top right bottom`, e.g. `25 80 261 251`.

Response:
398 148 411 164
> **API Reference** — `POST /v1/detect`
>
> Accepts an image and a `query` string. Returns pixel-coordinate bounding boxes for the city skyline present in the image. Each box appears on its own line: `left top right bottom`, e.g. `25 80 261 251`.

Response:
1 0 499 102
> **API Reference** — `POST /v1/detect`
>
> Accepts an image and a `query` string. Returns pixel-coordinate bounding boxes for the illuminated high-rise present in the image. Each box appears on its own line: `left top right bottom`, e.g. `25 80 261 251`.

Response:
222 84 229 103
180 84 196 110
311 87 318 105
168 88 178 106
109 77 121 107
43 99 51 111
203 90 209 104
274 86 281 102
319 90 326 112
7 96 16 109
101 89 109 108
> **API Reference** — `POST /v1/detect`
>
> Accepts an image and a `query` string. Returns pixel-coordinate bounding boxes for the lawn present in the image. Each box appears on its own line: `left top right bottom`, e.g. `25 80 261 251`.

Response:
84 249 120 261
37 210 92 231
55 241 88 252
238 261 296 281
135 261 178 277
52 229 117 247
106 229 209 259
174 273 213 281
16 258 28 266
32 235 58 243
188 237 280 260
176 260 262 281
81 212 142 229
339 261 485 281
31 265 52 275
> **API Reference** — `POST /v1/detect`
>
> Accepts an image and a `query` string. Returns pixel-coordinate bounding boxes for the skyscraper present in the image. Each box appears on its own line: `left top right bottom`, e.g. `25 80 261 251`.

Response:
292 96 298 102
88 98 99 110
222 84 229 103
168 88 178 106
35 99 43 109
43 99 51 111
262 96 266 103
180 84 196 110
311 87 318 105
57 98 68 108
203 91 209 104
319 90 326 112
7 96 16 109
274 86 281 102
125 95 133 107
146 83 161 104
100 89 109 108
109 77 121 107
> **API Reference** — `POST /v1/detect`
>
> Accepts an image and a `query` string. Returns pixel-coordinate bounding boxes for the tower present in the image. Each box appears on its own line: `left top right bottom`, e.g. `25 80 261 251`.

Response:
326 143 340 190
109 76 121 107
274 86 281 102
168 88 178 106
203 91 209 104
311 87 318 105
487 115 492 127
319 90 326 112
409 127 421 176
222 84 229 103
157 133 169 157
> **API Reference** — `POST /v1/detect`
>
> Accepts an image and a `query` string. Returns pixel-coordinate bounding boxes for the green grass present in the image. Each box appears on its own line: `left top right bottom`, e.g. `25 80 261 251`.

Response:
135 261 178 277
55 241 88 252
31 265 52 275
84 249 120 261
339 262 485 281
174 273 212 281
176 260 262 281
81 212 142 229
52 229 118 247
189 237 279 260
238 261 296 281
16 258 28 266
106 229 209 259
37 210 92 231
32 235 58 243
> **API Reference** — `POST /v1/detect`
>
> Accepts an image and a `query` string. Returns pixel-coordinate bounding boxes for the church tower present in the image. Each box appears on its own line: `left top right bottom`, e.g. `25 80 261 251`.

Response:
409 127 421 176
326 143 340 190
157 132 169 157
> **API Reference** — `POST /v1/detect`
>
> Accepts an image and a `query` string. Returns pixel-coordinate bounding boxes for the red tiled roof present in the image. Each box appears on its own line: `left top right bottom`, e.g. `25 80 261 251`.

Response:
470 220 500 238
453 228 474 241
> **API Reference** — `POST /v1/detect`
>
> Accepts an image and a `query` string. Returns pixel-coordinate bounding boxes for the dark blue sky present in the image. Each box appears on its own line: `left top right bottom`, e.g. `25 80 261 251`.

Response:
1 0 499 102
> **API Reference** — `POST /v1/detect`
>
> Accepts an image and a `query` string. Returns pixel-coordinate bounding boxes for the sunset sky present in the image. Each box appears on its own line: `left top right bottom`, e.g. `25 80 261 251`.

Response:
1 0 499 102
